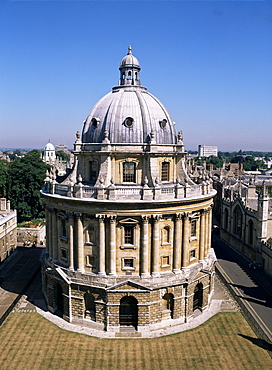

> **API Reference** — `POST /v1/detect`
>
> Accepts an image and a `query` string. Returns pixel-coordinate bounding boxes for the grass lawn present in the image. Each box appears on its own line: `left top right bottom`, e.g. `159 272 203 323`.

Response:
0 312 271 369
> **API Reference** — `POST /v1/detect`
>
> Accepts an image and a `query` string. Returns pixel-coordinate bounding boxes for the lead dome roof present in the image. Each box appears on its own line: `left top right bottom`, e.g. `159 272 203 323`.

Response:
82 47 177 145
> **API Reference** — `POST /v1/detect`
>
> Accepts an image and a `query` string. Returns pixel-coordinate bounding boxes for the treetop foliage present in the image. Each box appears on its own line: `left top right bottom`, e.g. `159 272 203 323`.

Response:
0 150 49 222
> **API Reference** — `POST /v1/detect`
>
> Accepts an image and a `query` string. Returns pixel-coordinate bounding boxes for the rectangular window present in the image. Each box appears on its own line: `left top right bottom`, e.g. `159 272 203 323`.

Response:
161 256 170 267
61 219 67 238
189 249 196 261
86 255 96 267
124 258 134 268
123 162 136 182
61 248 67 261
124 225 134 244
90 161 98 183
191 220 197 238
161 162 169 182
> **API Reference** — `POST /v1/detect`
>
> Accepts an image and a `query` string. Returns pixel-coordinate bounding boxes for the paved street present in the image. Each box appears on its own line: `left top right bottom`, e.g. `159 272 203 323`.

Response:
0 246 44 323
213 236 272 340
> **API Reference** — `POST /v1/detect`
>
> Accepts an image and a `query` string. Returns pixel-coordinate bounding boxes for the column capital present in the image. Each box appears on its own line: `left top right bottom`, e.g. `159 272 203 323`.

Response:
66 211 74 218
141 215 151 223
153 214 162 222
175 212 183 220
96 214 106 221
109 215 117 223
75 212 82 219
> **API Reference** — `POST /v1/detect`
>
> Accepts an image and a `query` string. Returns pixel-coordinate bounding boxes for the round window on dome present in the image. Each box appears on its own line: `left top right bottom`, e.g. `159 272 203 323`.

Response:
91 117 100 128
160 119 167 129
124 117 134 128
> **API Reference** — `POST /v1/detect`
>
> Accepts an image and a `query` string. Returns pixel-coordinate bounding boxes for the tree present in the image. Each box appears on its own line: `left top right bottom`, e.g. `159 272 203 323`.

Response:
56 150 70 162
8 150 49 222
0 160 9 197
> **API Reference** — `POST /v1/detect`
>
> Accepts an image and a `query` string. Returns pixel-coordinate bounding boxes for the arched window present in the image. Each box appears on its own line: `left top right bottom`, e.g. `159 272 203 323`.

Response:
162 293 174 318
84 292 95 320
85 224 95 244
128 71 132 79
233 206 243 238
123 162 136 183
193 283 203 311
248 220 254 245
161 226 170 244
161 162 169 182
224 208 229 230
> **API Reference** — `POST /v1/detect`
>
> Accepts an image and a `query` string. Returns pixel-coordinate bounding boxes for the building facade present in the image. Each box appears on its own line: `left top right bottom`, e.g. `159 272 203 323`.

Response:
213 177 272 278
198 145 218 158
0 198 17 263
42 47 216 333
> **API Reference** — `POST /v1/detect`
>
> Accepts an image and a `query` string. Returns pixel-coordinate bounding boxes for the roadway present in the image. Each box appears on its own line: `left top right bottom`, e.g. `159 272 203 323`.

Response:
213 235 272 342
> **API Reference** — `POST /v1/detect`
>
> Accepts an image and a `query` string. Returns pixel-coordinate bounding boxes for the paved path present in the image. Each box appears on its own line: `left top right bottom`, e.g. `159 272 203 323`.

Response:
0 246 44 324
213 235 272 343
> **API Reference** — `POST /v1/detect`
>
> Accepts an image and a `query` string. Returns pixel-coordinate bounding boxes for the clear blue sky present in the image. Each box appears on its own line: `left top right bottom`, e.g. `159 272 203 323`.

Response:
0 0 271 152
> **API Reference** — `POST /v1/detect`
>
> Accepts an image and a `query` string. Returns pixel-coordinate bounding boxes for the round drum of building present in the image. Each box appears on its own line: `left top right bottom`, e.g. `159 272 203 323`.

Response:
42 47 217 333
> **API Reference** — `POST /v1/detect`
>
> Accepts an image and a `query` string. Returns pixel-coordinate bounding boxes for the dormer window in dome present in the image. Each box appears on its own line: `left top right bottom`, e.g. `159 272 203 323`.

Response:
124 117 134 128
160 119 167 129
91 117 100 128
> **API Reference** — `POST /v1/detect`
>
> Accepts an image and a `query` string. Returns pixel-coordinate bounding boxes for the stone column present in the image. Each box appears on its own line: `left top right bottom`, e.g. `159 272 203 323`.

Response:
67 212 74 270
199 210 205 262
204 208 209 257
207 207 212 251
109 215 117 276
45 206 51 256
51 209 58 261
96 214 106 276
152 214 161 276
76 213 84 272
173 213 182 273
182 213 190 269
141 215 150 277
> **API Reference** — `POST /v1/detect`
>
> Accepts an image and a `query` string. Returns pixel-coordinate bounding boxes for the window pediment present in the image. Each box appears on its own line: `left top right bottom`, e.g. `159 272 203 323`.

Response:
119 218 138 224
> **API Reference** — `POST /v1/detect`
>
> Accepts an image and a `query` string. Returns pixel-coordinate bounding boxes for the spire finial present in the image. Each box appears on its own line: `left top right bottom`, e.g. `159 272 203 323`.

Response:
128 45 132 54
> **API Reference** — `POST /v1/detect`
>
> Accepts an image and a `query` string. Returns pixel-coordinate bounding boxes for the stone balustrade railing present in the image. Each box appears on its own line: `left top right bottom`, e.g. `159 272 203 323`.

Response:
43 179 214 201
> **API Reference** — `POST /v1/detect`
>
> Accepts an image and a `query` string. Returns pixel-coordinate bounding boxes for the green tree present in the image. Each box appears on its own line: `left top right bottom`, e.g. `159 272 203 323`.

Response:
0 160 9 197
8 150 49 222
56 150 70 162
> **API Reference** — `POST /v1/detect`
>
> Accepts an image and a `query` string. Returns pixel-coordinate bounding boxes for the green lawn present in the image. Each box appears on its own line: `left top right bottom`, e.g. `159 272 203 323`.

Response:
0 312 271 369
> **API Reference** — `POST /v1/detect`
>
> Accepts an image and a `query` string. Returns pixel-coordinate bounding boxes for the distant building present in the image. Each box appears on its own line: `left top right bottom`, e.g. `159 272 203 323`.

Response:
0 198 17 263
55 144 69 153
213 177 272 279
43 141 56 164
198 145 218 158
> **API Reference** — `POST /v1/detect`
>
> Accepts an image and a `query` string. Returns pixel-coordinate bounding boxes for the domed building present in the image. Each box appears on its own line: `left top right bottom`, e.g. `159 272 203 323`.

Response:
42 47 216 333
43 140 56 164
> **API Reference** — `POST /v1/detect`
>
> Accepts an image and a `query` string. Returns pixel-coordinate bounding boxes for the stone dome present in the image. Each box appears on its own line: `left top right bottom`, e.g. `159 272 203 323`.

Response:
82 47 177 145
120 45 140 67
44 141 55 151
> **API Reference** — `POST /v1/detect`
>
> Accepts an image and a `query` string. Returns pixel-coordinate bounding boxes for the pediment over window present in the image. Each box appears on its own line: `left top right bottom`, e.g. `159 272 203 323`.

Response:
119 218 139 225
106 280 149 291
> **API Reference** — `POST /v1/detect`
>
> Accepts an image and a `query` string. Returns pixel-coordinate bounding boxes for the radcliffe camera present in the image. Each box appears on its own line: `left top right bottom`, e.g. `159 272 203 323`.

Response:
0 2 271 369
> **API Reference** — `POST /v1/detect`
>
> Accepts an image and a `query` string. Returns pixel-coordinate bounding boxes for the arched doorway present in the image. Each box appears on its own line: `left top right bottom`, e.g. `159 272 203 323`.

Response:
56 283 64 316
119 296 138 328
193 283 203 311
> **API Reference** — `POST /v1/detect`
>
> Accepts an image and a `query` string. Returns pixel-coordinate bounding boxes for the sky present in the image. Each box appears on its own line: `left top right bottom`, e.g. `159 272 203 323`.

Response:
0 0 271 152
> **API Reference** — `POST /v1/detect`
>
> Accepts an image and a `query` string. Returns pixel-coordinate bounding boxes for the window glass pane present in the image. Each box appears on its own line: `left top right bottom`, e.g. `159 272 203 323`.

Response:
161 162 169 181
123 162 136 182
124 226 134 244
